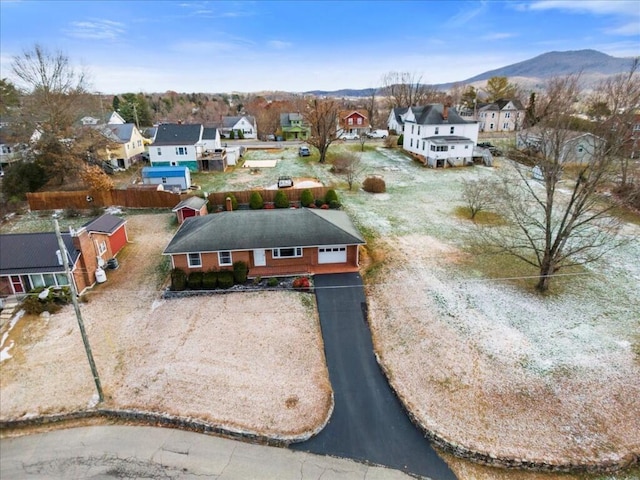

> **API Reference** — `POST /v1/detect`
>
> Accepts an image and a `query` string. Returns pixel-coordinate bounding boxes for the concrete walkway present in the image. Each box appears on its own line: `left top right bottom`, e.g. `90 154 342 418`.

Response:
292 273 457 480
0 425 416 479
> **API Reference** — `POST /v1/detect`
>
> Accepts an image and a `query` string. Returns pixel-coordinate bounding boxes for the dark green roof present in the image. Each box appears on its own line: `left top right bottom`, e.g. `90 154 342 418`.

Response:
163 208 365 254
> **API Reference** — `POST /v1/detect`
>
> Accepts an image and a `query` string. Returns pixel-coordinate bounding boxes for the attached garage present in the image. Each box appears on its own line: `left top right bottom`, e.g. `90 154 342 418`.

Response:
318 246 347 264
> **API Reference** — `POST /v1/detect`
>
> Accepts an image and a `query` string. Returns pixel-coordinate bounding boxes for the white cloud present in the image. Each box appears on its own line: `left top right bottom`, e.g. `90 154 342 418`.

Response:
481 32 517 41
445 1 488 27
604 21 640 37
529 0 640 16
267 40 291 50
65 19 126 41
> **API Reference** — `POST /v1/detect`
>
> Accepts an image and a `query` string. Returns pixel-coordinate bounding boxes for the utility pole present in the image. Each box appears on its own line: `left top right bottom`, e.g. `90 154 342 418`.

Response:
54 220 104 403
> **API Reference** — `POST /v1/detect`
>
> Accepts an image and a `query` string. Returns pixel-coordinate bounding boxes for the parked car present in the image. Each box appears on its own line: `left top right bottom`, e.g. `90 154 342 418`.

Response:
339 133 359 140
366 129 388 139
477 142 503 156
298 146 310 157
277 176 294 188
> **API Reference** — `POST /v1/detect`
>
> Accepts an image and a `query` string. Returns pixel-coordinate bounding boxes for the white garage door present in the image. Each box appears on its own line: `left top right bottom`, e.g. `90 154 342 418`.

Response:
318 246 347 264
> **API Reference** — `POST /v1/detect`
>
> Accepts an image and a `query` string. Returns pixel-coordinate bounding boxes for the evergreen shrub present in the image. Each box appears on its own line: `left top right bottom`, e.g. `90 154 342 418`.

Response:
217 271 234 289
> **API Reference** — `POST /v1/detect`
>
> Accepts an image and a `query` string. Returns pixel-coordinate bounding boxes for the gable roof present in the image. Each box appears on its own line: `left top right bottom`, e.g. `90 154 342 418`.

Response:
0 232 80 275
172 196 207 212
390 107 409 125
96 123 137 143
222 116 256 128
83 214 126 234
410 104 470 126
202 127 219 140
163 209 365 255
153 123 202 146
280 113 305 127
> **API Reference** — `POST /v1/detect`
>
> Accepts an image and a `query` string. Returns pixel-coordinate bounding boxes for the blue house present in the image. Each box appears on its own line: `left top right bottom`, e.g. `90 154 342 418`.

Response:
141 166 191 191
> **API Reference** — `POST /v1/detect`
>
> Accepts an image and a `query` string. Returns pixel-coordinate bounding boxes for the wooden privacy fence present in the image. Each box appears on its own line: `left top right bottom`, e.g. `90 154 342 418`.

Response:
27 189 188 211
26 186 331 211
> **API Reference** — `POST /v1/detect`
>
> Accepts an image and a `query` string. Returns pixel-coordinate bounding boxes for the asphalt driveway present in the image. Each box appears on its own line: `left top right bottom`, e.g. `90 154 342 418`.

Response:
291 273 457 480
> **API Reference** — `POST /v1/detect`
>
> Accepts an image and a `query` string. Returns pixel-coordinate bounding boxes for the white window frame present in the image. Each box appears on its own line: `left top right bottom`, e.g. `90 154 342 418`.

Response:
218 251 232 266
272 247 302 258
188 253 202 268
98 240 107 255
434 127 439 134
450 126 455 134
157 147 162 156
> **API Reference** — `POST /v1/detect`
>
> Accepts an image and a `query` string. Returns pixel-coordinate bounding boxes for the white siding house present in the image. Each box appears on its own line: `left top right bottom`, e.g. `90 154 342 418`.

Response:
220 116 257 139
402 104 479 167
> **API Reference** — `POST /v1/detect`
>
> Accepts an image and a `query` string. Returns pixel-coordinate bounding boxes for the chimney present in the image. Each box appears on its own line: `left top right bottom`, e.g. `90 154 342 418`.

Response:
225 196 233 212
443 95 453 122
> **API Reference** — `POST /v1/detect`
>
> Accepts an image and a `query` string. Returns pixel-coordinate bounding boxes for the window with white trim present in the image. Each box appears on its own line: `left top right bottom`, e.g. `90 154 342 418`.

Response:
176 147 188 155
272 247 302 258
348 118 353 125
157 147 162 156
188 253 202 267
357 117 362 125
98 240 107 255
218 251 232 266
450 126 455 134
434 127 439 134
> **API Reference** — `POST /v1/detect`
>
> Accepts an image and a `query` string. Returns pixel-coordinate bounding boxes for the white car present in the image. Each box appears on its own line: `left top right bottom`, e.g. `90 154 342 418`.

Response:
367 129 388 139
339 133 359 140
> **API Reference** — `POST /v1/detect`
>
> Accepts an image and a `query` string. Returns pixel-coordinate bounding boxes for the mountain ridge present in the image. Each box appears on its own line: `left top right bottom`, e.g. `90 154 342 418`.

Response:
305 49 636 97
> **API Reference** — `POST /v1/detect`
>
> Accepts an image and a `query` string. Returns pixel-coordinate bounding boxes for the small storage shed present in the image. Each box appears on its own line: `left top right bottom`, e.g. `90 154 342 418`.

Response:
142 166 191 191
172 196 208 224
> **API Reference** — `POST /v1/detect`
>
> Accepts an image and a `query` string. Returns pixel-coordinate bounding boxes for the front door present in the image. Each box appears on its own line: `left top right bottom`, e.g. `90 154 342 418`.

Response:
10 275 25 294
253 249 266 267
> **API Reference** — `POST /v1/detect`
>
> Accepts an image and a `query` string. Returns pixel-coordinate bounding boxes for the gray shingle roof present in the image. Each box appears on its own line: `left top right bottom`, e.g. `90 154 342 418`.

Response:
0 232 80 275
153 124 202 146
83 214 126 234
163 209 365 254
280 113 304 127
202 127 218 140
172 196 207 212
413 104 469 125
222 116 256 128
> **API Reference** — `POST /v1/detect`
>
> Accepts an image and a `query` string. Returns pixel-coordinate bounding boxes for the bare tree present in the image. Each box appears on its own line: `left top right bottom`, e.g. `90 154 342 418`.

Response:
477 74 625 292
381 71 444 109
304 98 340 163
461 178 496 219
587 58 640 186
331 152 363 190
12 44 91 137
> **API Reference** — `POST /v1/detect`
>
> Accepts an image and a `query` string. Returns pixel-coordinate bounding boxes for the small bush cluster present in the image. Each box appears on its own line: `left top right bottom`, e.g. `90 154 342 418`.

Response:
22 286 72 315
363 176 386 193
249 191 264 209
170 261 249 291
274 190 290 208
300 189 314 207
292 276 312 292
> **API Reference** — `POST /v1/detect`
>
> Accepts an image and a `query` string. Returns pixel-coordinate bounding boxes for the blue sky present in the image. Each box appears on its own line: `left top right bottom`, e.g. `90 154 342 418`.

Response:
1 1 639 94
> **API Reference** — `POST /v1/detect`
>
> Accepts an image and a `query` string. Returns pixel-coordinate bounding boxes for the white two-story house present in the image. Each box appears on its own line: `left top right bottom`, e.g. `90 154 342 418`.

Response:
402 104 479 168
150 124 227 172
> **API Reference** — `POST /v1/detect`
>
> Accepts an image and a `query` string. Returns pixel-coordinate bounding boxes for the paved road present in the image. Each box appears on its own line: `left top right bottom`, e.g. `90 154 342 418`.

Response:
1 425 415 479
292 273 457 480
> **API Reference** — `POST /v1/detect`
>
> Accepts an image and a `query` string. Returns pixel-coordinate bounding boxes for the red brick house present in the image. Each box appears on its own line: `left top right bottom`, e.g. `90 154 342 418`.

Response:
163 209 365 277
0 214 128 297
337 110 371 139
172 196 208 224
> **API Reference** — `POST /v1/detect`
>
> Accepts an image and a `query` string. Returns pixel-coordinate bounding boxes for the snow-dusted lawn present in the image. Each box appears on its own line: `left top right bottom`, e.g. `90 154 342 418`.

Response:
340 148 640 466
0 214 332 439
